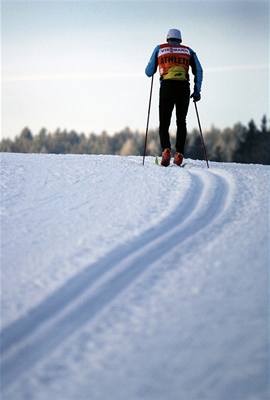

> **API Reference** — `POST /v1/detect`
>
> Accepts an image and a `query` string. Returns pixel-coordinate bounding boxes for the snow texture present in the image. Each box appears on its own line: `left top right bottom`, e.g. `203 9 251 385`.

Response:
1 153 269 400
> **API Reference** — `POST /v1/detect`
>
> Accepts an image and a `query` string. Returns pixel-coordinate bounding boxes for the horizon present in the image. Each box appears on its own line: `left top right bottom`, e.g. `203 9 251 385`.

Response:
1 0 269 140
1 111 268 141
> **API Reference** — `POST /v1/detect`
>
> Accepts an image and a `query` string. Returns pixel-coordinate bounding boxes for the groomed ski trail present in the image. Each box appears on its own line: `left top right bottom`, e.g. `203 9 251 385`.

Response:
1 167 234 390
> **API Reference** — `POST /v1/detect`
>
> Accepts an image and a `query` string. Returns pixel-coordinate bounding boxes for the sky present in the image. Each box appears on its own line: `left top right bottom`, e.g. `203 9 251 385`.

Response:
1 0 269 139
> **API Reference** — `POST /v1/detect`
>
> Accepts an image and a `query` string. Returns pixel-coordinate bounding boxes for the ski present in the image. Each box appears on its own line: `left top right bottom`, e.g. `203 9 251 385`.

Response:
155 156 187 168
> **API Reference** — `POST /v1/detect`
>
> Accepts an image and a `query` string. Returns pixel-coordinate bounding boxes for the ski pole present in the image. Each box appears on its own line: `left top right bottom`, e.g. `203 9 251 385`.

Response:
194 101 209 168
142 75 154 165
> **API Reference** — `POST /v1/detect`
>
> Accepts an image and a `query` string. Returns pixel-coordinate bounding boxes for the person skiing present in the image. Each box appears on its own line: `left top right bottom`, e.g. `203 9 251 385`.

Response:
145 28 203 166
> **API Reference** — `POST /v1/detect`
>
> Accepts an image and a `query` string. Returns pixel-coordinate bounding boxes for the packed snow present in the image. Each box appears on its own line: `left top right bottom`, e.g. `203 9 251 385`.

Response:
1 153 269 400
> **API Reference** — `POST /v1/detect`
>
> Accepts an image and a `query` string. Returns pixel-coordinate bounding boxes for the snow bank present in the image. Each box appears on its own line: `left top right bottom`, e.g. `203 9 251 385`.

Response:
1 153 269 400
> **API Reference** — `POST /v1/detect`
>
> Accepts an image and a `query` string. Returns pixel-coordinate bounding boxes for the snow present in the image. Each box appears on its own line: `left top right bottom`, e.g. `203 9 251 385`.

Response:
1 153 269 400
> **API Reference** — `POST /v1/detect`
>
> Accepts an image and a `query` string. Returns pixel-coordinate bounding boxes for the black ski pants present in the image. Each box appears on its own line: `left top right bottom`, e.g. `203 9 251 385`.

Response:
159 80 190 154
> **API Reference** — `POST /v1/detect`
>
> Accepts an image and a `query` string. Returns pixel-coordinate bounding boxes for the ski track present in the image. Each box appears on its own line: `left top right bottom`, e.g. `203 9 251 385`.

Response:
0 166 235 391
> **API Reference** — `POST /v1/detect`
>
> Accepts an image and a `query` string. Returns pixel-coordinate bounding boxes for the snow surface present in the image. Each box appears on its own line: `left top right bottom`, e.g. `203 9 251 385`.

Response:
1 153 269 400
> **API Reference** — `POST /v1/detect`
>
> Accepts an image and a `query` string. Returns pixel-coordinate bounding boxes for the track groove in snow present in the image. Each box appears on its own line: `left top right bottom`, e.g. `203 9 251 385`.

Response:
1 168 233 390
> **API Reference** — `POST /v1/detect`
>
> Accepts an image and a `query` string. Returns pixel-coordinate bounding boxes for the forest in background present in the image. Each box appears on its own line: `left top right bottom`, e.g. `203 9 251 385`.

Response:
1 115 269 164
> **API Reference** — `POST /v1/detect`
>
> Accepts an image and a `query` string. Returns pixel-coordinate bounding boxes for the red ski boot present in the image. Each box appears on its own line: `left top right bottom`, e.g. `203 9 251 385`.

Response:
161 148 171 167
173 152 183 166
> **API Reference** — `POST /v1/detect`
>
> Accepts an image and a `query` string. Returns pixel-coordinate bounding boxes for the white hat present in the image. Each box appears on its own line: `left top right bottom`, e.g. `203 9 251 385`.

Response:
167 28 182 41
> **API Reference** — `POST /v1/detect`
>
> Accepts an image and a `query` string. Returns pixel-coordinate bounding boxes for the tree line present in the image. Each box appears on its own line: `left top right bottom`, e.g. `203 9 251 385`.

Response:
1 116 269 164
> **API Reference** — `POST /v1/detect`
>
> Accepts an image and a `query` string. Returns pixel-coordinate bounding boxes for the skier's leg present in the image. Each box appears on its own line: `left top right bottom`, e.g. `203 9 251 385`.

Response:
175 83 190 154
159 81 174 151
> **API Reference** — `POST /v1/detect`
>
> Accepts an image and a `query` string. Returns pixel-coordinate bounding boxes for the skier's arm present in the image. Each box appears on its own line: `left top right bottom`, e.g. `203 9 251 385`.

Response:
189 49 203 94
145 45 159 77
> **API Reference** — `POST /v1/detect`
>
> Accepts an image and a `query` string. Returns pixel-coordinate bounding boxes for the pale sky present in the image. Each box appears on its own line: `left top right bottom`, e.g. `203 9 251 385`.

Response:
1 0 269 139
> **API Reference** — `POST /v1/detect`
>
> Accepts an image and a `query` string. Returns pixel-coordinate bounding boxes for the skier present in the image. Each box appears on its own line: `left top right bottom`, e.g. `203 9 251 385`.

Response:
145 28 203 166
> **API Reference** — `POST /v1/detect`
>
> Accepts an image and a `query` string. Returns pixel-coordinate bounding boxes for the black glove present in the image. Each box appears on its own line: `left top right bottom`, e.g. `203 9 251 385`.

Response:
190 91 201 102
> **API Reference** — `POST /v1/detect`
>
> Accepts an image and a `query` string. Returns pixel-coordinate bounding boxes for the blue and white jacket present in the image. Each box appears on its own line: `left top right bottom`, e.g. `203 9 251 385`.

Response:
145 41 203 93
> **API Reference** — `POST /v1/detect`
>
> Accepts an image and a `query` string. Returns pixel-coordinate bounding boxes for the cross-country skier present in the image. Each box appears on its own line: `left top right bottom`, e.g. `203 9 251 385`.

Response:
145 28 203 166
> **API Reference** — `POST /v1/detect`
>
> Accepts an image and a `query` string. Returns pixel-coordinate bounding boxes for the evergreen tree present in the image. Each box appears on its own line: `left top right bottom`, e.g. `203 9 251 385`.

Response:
14 127 33 153
0 117 269 164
